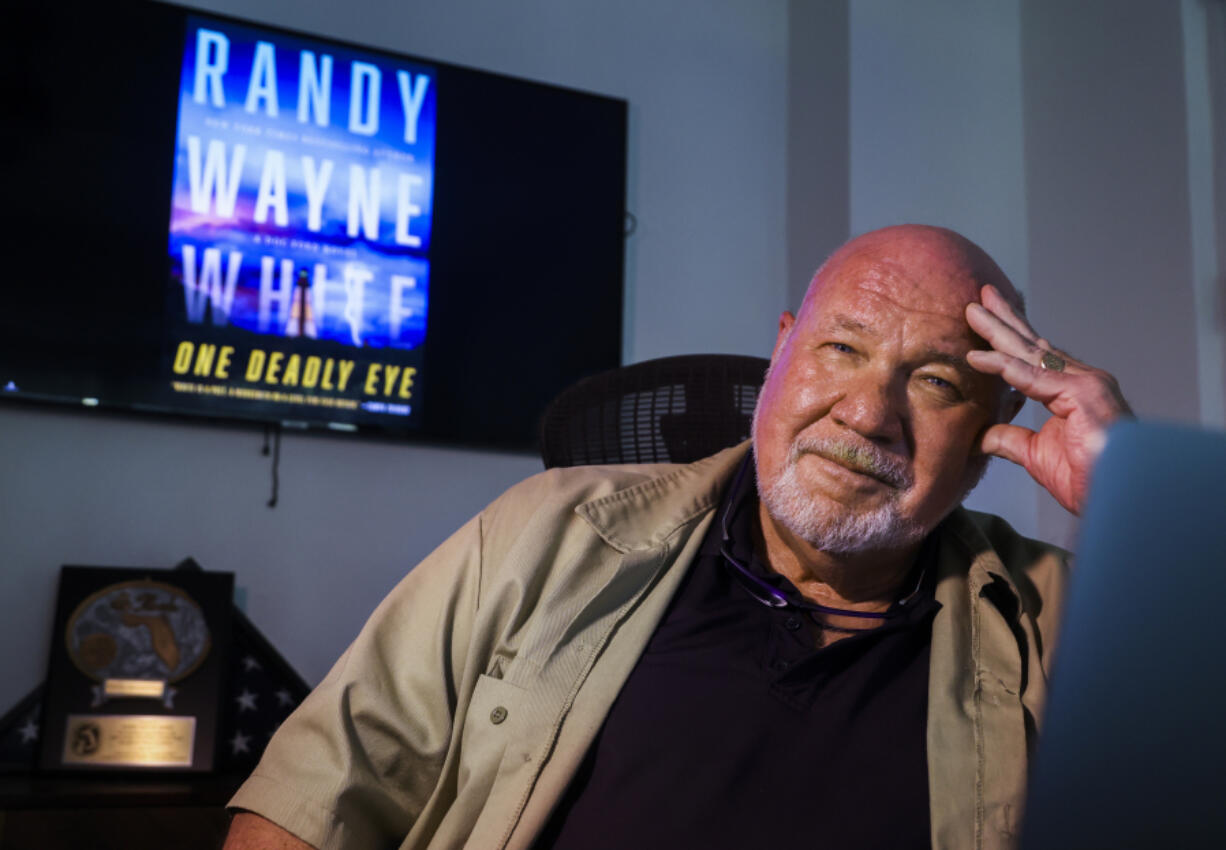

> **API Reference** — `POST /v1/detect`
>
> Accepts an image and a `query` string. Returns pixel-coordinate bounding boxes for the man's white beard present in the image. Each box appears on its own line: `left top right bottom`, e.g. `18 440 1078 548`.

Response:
754 437 991 555
756 452 927 555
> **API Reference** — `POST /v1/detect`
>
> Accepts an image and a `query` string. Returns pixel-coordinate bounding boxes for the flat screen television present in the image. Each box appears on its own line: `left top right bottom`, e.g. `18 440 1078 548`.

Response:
2 0 626 450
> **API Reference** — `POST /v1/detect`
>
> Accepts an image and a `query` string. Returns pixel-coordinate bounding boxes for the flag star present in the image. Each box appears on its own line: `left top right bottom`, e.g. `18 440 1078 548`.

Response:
18 716 38 744
230 730 251 755
242 656 262 672
275 689 294 708
235 689 258 712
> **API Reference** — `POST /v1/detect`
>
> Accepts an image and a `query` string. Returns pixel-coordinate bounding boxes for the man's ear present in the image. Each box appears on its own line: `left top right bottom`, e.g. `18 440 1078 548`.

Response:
770 311 796 364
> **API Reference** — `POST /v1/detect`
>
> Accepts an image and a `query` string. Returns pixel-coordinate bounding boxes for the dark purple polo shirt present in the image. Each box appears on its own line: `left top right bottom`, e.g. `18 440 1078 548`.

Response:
534 456 941 849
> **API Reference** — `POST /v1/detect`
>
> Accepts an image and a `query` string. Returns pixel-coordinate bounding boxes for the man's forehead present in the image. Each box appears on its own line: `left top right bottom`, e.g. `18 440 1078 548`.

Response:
805 270 981 336
813 308 982 353
812 247 983 311
806 224 1023 315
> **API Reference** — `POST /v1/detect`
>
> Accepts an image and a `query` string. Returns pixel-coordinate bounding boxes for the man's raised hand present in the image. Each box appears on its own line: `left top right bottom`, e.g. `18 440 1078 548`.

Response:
964 284 1132 515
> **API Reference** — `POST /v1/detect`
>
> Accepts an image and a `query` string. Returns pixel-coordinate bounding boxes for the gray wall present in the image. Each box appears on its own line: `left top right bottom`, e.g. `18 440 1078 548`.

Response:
787 0 850 309
2 0 1218 713
1021 0 1202 545
1184 0 1226 426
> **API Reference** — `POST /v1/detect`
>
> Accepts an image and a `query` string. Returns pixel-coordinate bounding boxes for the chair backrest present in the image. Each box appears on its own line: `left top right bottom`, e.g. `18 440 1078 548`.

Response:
538 353 770 468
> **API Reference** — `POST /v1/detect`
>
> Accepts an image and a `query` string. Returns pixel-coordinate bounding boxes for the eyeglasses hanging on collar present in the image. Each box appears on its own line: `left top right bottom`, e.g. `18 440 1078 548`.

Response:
719 457 925 632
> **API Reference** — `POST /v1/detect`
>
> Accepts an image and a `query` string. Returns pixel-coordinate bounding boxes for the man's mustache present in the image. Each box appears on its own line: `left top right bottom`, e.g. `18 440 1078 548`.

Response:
788 436 912 490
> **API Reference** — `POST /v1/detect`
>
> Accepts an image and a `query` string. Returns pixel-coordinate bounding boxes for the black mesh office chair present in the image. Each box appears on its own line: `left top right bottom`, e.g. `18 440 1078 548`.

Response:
538 353 770 469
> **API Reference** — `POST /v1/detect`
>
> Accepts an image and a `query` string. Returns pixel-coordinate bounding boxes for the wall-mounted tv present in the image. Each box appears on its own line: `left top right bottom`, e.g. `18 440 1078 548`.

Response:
2 0 626 450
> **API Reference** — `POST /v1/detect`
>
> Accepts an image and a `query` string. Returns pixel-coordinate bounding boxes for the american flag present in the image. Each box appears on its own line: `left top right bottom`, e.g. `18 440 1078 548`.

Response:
215 604 311 772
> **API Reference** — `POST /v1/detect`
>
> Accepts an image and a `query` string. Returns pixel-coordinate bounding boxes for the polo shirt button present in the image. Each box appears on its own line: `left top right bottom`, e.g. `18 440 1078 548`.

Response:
784 616 802 631
490 706 508 725
772 659 791 671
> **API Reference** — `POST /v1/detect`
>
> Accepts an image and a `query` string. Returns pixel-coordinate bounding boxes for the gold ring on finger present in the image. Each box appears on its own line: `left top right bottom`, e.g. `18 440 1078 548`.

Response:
1039 350 1066 372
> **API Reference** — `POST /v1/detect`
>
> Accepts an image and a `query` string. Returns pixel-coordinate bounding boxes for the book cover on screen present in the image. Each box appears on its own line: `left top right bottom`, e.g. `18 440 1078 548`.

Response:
165 16 436 427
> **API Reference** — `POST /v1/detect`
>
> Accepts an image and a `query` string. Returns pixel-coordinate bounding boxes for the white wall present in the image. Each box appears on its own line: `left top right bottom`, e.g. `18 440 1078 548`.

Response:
0 0 789 711
0 406 544 708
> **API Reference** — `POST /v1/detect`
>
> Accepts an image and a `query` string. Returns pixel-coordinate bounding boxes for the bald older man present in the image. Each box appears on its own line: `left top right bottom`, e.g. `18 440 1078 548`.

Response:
226 225 1129 850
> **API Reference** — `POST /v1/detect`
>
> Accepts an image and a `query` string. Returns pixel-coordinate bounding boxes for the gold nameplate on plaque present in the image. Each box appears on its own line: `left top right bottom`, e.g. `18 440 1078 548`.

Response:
61 714 196 767
104 679 167 699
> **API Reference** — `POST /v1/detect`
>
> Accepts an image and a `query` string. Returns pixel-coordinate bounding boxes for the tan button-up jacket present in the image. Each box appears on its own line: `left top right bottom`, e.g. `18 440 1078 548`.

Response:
231 442 1068 849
